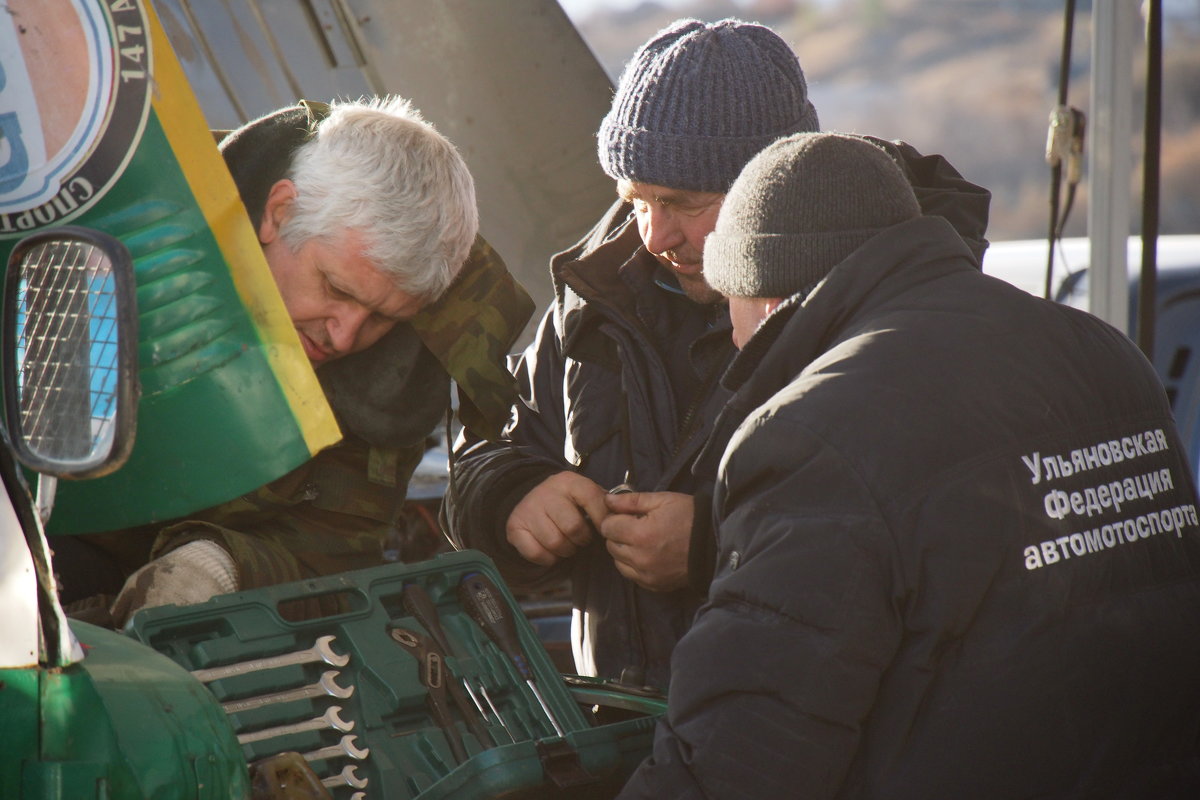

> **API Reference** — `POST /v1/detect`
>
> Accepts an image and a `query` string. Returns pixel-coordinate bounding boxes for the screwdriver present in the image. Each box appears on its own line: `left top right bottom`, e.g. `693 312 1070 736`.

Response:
457 571 566 737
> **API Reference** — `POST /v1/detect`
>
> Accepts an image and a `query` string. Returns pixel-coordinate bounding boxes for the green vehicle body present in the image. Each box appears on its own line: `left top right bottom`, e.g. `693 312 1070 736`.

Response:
0 625 248 799
0 1 331 796
0 0 340 536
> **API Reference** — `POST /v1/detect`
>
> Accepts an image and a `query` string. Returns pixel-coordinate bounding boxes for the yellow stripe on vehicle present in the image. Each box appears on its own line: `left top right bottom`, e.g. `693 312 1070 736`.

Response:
143 1 340 455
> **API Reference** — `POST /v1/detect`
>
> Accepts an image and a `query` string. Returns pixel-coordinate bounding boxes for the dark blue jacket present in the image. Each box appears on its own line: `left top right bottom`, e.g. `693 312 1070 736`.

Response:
620 216 1200 799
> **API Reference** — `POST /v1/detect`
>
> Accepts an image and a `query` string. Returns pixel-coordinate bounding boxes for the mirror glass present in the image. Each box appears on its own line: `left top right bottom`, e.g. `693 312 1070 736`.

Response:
13 238 122 471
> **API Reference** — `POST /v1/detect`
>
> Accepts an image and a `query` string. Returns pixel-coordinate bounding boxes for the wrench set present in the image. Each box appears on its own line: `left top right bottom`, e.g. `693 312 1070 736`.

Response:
191 631 369 795
128 551 662 799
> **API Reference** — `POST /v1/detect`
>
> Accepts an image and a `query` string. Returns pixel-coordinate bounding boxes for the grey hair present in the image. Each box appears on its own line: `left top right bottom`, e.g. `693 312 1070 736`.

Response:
280 96 478 302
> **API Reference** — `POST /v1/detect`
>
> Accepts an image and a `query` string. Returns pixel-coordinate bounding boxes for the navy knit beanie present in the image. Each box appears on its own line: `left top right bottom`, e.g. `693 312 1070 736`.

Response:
598 18 820 193
705 133 921 299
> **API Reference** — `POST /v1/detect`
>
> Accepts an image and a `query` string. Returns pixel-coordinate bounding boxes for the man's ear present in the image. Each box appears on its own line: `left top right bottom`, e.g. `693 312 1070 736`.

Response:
258 179 296 244
763 297 785 316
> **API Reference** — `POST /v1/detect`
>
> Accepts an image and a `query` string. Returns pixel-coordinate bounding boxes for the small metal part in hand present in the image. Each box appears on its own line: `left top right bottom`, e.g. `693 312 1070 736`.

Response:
609 469 634 494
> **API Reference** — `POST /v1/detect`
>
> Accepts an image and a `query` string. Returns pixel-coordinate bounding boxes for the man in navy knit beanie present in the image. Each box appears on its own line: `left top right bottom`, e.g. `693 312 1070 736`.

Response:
445 19 989 690
446 18 824 689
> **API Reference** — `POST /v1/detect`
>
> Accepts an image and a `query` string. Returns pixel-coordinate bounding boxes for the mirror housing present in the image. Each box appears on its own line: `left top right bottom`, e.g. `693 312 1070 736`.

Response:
2 226 139 479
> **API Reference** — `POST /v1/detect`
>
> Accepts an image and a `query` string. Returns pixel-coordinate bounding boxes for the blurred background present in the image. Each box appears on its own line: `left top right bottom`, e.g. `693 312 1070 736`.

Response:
558 0 1200 242
156 0 1199 333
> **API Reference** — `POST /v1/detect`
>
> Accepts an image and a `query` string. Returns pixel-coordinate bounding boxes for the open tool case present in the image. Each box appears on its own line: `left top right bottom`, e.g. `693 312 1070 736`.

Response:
127 550 663 798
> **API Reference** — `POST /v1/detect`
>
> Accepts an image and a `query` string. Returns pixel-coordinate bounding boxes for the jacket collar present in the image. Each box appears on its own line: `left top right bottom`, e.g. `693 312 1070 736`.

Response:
554 212 731 361
724 215 974 408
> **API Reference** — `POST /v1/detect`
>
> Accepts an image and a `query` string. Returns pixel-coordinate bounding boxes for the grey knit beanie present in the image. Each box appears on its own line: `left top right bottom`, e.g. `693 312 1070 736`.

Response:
705 132 921 299
598 18 820 193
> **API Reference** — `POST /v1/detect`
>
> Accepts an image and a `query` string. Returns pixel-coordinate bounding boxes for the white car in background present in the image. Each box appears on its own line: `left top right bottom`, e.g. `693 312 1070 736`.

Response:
983 235 1200 483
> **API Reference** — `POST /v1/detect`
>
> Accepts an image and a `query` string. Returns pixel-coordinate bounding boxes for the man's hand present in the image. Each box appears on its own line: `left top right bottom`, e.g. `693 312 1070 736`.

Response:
600 491 693 592
506 471 609 567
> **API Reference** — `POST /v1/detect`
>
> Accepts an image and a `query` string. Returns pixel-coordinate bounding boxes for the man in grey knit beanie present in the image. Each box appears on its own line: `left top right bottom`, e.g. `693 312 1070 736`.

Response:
706 132 920 346
620 135 1200 800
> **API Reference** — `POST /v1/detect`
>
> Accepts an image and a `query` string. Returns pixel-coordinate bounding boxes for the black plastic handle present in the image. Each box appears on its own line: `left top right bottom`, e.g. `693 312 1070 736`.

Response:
402 582 455 656
457 571 533 681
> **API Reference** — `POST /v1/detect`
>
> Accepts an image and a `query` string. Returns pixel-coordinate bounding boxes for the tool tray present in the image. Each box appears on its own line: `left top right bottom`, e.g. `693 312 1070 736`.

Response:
127 550 663 799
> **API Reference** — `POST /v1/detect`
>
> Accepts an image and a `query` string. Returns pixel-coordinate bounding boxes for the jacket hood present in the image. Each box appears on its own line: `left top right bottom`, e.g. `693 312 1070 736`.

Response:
866 136 991 267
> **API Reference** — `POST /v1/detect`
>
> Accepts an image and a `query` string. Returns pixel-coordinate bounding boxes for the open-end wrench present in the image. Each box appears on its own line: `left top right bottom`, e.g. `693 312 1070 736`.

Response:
321 764 368 790
301 734 370 763
222 670 354 715
237 705 354 745
191 635 349 683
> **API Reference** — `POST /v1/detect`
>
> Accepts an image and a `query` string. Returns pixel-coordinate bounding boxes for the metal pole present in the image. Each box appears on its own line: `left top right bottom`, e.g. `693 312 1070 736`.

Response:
1137 0 1162 359
1086 0 1136 333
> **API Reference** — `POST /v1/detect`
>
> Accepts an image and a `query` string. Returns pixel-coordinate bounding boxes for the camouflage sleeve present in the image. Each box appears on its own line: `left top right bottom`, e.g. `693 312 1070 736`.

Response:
151 436 425 591
410 235 535 441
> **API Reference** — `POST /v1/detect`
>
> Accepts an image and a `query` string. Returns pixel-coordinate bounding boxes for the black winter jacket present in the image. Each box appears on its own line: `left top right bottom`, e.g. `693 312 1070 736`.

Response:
446 141 993 689
618 216 1200 799
448 204 733 688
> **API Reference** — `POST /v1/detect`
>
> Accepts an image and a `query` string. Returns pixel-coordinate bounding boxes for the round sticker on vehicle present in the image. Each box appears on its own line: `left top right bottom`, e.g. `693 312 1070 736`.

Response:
0 0 151 238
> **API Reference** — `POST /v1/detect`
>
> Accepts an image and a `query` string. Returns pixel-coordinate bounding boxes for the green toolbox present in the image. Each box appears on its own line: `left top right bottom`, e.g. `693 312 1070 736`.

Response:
127 550 664 798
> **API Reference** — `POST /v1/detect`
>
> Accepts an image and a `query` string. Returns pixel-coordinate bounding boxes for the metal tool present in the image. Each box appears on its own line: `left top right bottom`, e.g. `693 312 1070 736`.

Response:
237 705 354 745
221 670 354 715
390 627 469 763
401 583 496 747
321 764 368 790
402 583 456 655
191 635 349 683
301 734 370 763
462 677 488 720
478 684 516 741
462 677 515 743
457 571 566 737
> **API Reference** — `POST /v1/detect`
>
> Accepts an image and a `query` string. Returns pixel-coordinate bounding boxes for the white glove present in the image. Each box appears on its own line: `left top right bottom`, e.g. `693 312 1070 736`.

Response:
110 539 238 628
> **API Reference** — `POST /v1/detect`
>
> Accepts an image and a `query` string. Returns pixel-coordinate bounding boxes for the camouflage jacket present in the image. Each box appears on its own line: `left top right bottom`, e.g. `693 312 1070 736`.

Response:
155 233 532 588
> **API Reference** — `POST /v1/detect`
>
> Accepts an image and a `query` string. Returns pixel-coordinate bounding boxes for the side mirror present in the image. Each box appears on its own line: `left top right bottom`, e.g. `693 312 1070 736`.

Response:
3 227 139 479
